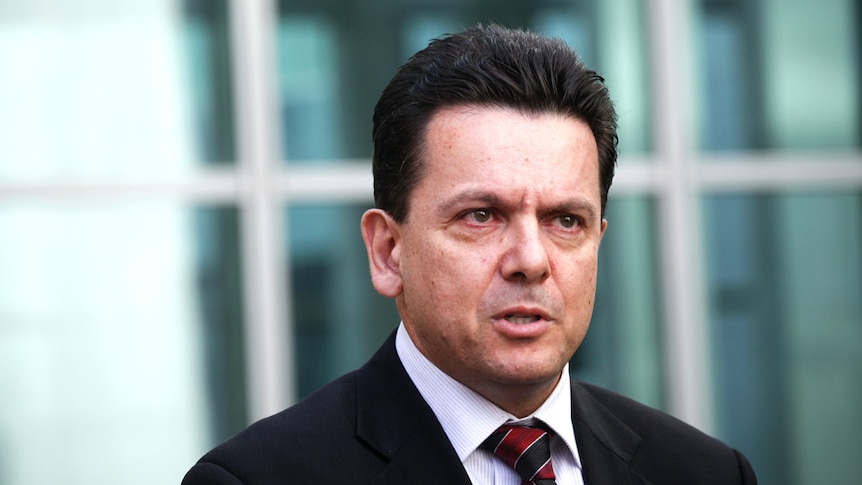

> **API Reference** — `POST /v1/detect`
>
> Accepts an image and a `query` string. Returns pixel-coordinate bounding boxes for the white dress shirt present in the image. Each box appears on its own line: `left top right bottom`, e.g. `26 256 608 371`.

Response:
395 323 585 484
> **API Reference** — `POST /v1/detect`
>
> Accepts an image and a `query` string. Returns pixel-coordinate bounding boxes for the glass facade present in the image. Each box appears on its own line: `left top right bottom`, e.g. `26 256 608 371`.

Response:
0 202 244 484
0 0 234 181
287 203 398 398
276 0 651 161
696 1 862 483
586 197 663 408
704 191 862 485
0 1 243 483
0 1 860 484
697 0 859 151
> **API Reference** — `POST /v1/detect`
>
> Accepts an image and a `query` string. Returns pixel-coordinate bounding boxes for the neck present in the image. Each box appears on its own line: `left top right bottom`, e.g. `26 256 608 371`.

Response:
472 374 562 418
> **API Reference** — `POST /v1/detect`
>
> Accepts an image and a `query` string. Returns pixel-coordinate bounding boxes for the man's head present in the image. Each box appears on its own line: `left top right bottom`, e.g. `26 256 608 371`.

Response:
371 23 617 223
362 25 616 416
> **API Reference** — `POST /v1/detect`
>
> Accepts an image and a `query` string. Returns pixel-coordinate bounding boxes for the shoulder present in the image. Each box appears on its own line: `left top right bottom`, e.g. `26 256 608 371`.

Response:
572 380 757 484
224 372 361 452
573 380 705 439
182 334 416 484
574 380 722 448
182 370 382 485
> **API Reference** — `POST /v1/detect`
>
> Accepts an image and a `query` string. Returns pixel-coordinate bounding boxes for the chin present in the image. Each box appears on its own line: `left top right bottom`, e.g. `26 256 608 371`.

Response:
490 359 566 385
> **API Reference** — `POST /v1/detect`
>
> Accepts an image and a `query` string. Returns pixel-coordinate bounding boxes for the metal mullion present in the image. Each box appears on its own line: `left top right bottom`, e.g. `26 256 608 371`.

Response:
696 154 862 192
0 170 241 202
277 162 373 203
271 156 669 205
228 0 293 421
647 0 715 431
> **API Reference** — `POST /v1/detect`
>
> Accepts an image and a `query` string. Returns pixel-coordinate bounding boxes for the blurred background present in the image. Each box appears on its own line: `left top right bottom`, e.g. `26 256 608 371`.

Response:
0 0 860 483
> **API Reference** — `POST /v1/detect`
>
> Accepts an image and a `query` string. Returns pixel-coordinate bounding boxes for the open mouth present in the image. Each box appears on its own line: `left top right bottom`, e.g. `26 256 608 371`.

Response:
504 314 542 324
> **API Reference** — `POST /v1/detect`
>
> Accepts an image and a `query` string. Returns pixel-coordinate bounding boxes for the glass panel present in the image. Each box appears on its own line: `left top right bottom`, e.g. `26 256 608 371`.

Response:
696 0 861 151
183 0 236 165
287 203 399 398
577 196 664 409
276 0 650 162
288 197 665 408
0 0 234 181
0 202 245 485
192 206 247 443
704 191 862 485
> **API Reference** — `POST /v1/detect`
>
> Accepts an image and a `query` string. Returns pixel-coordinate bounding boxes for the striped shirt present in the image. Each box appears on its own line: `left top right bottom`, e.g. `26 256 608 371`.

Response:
395 323 584 484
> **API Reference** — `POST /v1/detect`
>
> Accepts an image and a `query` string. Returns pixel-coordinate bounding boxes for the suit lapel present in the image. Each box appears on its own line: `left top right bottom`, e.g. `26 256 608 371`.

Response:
571 380 654 485
354 334 472 485
350 335 654 484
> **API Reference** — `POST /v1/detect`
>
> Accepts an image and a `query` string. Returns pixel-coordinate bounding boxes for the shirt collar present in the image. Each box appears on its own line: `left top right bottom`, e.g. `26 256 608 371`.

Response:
395 323 581 467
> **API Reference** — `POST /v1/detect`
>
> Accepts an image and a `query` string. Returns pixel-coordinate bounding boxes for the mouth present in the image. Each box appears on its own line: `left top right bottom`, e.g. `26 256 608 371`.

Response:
495 305 551 324
503 313 542 325
493 308 553 338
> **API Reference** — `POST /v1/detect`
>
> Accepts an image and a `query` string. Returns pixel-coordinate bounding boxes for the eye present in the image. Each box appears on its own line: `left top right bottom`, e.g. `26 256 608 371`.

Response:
465 209 492 223
556 214 581 229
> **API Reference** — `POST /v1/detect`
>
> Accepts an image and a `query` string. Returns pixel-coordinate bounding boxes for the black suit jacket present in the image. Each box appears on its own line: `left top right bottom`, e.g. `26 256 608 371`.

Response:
183 333 757 484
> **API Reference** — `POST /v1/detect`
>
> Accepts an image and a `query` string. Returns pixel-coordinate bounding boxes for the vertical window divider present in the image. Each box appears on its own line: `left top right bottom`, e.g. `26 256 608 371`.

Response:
228 0 295 421
647 0 715 432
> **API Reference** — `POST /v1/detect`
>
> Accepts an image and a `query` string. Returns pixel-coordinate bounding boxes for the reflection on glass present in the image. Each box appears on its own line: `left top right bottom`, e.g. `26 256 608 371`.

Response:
287 204 399 398
192 206 247 443
183 0 236 165
704 191 862 484
277 15 341 161
0 0 234 180
582 196 663 409
276 0 650 162
0 202 245 485
697 0 860 151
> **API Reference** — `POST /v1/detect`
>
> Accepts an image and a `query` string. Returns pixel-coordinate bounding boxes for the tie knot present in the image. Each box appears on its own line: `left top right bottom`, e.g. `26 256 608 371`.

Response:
480 423 557 485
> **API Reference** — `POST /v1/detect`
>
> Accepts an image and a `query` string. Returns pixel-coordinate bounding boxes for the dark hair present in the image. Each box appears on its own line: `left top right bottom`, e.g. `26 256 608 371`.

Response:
372 24 618 222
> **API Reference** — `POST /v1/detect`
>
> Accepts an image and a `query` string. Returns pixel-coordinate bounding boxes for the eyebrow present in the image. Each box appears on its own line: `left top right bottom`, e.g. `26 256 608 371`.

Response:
437 190 501 215
553 199 600 223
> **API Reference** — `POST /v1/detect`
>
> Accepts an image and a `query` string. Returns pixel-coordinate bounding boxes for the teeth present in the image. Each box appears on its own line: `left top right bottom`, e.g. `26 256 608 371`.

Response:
505 314 540 324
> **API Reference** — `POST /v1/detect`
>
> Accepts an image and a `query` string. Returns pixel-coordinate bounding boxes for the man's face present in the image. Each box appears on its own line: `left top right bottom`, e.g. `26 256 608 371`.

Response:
363 105 606 415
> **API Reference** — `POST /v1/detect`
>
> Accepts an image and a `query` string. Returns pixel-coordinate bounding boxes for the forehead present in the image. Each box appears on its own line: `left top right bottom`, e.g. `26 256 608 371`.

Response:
413 105 601 208
421 104 594 159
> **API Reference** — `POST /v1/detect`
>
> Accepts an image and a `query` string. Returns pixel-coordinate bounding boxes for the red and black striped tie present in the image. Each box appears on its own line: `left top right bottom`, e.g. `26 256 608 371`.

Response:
480 423 557 485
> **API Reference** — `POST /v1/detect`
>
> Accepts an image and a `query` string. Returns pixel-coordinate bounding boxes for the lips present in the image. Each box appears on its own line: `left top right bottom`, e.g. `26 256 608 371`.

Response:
493 308 552 339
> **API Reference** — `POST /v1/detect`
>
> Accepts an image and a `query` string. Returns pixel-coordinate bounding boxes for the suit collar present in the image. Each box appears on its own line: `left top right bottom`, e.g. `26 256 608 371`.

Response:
350 333 653 484
571 380 654 485
355 332 472 484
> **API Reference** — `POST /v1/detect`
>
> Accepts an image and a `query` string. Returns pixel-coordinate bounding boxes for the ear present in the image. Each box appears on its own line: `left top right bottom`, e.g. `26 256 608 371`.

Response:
600 218 608 237
361 208 403 298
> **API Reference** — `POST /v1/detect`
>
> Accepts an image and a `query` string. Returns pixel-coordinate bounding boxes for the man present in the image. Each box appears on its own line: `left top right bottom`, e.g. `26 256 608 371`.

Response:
183 24 757 484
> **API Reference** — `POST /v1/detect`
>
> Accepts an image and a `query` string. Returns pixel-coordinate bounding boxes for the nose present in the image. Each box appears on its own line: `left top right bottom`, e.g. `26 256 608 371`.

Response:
500 219 550 283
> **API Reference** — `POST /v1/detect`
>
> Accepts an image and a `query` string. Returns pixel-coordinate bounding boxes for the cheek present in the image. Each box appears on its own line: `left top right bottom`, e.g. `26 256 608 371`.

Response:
559 255 599 298
402 242 459 301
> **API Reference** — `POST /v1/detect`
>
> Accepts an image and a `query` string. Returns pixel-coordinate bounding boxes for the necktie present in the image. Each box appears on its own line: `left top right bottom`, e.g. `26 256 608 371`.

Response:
480 423 557 485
